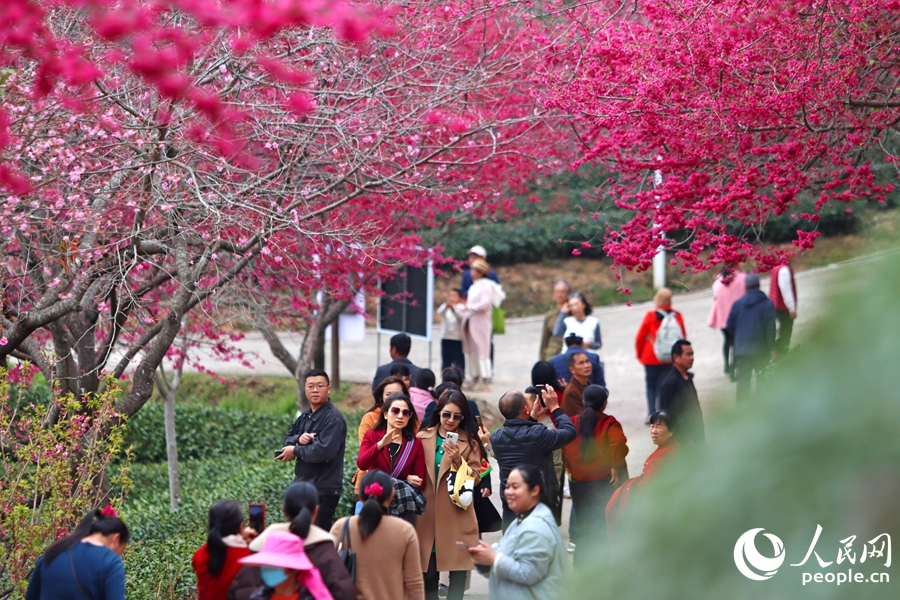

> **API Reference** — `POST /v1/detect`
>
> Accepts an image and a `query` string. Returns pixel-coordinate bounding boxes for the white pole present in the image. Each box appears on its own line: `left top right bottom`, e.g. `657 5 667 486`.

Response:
652 167 666 290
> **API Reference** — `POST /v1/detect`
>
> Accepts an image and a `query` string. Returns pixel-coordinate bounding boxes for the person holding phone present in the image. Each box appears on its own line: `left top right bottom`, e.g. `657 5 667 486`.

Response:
357 393 426 490
193 501 258 600
414 389 484 600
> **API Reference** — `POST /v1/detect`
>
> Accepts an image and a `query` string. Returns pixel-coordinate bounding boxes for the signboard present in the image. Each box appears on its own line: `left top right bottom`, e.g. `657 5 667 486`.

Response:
377 261 434 341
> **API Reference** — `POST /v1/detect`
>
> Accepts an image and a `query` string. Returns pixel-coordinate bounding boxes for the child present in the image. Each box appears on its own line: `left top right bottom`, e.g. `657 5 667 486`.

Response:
437 289 466 374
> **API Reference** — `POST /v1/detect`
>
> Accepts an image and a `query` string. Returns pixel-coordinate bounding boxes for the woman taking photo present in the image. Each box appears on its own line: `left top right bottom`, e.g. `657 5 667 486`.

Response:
357 393 426 489
561 385 629 565
194 500 257 599
552 292 601 351
415 389 483 600
330 471 425 600
26 507 129 600
468 466 568 600
229 482 355 600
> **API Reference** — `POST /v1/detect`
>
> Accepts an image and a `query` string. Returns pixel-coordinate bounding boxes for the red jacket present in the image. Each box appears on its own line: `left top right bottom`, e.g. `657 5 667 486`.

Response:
357 428 426 486
562 412 629 481
192 543 250 600
769 264 796 312
635 306 687 365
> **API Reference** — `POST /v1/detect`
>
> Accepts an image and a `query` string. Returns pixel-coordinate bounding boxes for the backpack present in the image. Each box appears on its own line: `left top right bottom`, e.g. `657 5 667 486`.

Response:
653 310 683 362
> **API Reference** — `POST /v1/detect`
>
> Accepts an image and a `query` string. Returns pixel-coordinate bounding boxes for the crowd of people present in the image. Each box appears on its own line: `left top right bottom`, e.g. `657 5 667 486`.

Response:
25 256 798 600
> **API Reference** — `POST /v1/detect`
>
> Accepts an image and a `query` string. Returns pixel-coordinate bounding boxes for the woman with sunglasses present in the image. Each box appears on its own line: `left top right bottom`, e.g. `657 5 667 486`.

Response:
415 389 484 600
357 393 426 490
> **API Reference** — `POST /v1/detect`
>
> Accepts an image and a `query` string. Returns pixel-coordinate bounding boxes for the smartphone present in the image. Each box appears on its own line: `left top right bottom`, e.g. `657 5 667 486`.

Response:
455 541 471 549
275 449 284 459
475 415 484 430
248 503 266 533
445 432 459 445
535 384 547 407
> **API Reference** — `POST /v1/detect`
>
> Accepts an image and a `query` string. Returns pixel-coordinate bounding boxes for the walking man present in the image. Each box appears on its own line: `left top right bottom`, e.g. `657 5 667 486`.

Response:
726 274 777 402
657 340 704 446
278 369 348 529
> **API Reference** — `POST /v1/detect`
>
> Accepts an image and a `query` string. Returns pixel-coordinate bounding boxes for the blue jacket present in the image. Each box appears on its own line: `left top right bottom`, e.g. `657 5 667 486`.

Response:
490 409 576 495
726 290 777 357
548 347 605 386
371 358 420 391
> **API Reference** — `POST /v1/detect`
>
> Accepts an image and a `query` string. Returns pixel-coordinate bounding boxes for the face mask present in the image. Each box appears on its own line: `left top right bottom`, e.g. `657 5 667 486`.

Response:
260 566 288 588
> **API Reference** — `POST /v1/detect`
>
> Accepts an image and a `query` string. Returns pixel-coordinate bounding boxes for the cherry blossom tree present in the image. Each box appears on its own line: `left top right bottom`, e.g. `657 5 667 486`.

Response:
541 0 900 273
0 0 566 417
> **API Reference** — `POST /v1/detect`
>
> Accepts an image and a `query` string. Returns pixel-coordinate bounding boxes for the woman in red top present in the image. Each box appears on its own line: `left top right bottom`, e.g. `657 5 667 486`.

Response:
606 411 680 536
561 385 628 565
635 288 687 421
357 393 427 490
193 500 256 599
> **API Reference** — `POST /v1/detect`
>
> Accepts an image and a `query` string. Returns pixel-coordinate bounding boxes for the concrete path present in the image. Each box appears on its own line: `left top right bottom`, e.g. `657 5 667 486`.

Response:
186 252 886 599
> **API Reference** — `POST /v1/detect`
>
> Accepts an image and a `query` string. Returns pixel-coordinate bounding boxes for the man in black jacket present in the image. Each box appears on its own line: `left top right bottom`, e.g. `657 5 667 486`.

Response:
278 369 348 529
371 332 420 390
658 340 705 446
490 386 576 529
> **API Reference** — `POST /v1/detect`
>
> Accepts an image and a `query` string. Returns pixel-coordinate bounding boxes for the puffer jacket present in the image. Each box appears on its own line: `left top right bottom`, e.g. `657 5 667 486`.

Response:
489 409 576 494
725 290 777 357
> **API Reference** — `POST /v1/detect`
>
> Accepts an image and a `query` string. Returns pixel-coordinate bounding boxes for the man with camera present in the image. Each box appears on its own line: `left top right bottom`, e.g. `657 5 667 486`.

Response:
490 386 576 529
277 369 348 530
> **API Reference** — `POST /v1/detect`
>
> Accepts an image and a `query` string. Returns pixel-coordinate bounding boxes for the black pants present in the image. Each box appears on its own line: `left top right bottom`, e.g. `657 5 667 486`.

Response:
424 553 467 600
721 329 735 377
315 492 341 530
643 364 672 416
775 310 793 353
569 477 616 568
441 339 466 374
734 354 768 403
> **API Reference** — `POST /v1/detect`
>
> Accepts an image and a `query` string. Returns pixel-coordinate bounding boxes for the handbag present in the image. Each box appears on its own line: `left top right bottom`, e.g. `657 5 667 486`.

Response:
446 459 476 510
337 517 357 582
491 306 506 335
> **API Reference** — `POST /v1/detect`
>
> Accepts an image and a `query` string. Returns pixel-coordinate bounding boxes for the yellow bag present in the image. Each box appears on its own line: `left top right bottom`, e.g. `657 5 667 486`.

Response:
446 460 475 510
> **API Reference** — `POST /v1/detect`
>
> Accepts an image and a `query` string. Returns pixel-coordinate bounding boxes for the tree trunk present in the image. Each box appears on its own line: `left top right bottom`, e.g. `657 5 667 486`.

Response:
163 373 182 509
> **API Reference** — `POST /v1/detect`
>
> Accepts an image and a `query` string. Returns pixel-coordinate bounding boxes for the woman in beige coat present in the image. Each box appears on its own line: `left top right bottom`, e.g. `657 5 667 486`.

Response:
415 389 483 600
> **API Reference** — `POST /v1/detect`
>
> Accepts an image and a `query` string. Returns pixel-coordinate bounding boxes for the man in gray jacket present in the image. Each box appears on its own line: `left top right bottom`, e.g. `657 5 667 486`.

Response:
490 386 576 529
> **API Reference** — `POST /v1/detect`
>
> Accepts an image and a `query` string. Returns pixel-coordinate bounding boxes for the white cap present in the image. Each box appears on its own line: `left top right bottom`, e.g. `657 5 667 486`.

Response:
468 245 487 258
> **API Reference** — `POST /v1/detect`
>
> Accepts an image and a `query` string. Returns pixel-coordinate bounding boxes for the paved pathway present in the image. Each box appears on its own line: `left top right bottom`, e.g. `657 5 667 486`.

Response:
186 254 885 598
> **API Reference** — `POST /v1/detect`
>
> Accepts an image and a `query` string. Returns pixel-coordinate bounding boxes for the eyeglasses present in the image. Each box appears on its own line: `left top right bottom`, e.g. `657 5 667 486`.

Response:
389 407 411 417
305 383 329 390
440 411 464 422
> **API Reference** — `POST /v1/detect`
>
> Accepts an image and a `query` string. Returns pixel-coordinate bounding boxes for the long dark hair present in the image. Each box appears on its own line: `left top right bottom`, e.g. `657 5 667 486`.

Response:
531 360 564 393
43 508 130 565
427 389 483 457
205 500 244 575
370 376 409 413
358 470 393 540
372 393 419 439
283 482 318 539
579 385 610 457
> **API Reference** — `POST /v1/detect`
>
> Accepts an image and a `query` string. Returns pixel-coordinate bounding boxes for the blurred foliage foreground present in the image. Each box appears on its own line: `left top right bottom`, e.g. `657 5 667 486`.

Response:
581 255 900 599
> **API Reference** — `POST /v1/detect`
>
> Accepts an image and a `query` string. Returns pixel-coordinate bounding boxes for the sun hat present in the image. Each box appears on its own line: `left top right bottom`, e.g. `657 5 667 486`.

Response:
468 245 487 258
238 531 313 571
470 258 490 275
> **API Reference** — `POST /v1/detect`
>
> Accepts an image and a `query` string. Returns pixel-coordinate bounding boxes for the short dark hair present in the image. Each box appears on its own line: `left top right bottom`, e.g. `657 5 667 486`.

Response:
566 350 588 369
441 367 463 386
390 333 412 356
671 339 692 358
303 369 330 386
499 390 527 420
390 364 411 378
415 368 436 391
649 410 675 431
451 288 463 296
531 361 562 392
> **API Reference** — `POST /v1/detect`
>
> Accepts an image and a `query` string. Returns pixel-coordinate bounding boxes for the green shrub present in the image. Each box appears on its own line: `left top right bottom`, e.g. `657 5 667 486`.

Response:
124 403 295 463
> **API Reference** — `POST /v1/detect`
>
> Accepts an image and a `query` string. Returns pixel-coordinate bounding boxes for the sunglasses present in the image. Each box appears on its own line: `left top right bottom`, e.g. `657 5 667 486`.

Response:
440 411 464 422
389 406 411 417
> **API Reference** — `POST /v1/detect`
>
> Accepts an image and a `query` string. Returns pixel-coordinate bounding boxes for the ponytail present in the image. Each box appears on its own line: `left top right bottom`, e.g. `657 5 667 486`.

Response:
579 385 609 458
283 482 318 539
358 470 393 541
44 508 130 565
206 500 244 575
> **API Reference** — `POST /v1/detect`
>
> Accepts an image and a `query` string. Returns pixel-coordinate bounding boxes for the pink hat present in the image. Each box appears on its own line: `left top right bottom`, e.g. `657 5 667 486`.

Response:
238 531 313 571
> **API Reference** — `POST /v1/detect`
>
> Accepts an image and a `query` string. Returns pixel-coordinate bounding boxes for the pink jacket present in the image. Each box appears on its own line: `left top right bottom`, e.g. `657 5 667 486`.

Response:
708 271 746 329
409 387 435 422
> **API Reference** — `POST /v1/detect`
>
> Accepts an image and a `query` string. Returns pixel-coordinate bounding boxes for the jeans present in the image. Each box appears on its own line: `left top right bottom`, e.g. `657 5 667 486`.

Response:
775 310 793 353
643 364 672 415
424 552 467 600
734 354 769 403
441 339 465 374
569 477 616 568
